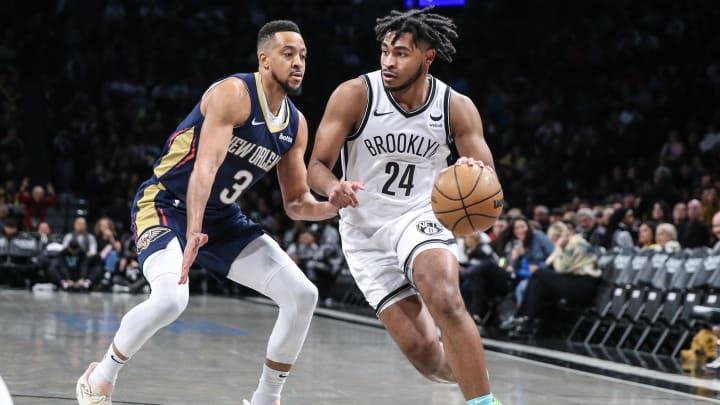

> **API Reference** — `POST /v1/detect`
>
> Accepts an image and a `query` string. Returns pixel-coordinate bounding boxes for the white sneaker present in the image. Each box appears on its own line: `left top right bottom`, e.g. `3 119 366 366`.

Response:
76 362 113 404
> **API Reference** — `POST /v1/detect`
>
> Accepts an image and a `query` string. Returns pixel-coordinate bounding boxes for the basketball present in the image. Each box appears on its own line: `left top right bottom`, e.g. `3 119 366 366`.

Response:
431 163 504 236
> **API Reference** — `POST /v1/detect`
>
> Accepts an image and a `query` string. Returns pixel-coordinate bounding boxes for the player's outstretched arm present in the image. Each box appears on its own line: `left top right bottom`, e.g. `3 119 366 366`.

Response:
449 91 495 170
307 78 366 209
277 112 338 221
180 78 250 284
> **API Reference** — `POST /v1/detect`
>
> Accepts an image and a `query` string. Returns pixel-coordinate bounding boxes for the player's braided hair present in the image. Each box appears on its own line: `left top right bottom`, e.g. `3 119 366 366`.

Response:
374 8 458 63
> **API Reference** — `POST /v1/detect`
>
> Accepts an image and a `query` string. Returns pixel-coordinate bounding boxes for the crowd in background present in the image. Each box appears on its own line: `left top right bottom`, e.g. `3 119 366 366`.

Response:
0 2 719 316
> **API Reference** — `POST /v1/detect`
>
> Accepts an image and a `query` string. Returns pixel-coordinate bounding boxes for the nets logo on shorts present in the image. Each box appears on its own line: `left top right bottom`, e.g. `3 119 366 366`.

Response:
416 220 443 235
136 227 172 253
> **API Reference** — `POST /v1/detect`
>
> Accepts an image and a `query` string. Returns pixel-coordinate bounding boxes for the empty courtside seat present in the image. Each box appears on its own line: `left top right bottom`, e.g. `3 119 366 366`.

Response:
636 251 668 287
691 252 720 290
0 233 41 287
616 250 652 287
650 253 685 291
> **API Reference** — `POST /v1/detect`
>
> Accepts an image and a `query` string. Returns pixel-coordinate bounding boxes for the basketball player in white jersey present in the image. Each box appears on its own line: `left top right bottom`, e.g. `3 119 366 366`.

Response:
308 9 502 405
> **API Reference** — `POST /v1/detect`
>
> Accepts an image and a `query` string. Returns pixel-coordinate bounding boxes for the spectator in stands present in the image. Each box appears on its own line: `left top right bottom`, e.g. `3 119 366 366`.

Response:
34 221 54 250
605 208 635 250
499 216 554 306
562 219 577 235
576 208 607 248
711 211 720 252
599 206 614 229
679 199 711 248
95 217 122 290
562 209 576 226
488 215 508 246
651 201 671 224
549 208 563 226
508 222 601 339
281 220 306 250
16 177 57 231
637 221 658 251
33 221 63 280
286 231 318 274
62 215 98 256
533 205 550 232
701 187 719 226
672 202 688 233
459 232 505 323
48 240 96 292
656 223 682 253
305 221 345 307
112 237 148 294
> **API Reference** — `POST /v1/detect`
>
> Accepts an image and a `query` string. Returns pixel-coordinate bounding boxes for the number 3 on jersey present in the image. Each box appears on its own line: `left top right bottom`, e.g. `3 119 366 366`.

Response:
220 170 253 204
381 162 415 196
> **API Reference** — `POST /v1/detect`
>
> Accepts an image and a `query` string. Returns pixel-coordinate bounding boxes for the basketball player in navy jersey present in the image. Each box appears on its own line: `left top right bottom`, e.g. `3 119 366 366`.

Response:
308 9 502 405
76 20 338 405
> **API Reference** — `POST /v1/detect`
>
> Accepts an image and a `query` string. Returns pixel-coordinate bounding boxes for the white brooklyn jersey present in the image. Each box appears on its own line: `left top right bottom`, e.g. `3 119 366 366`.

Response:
340 70 454 229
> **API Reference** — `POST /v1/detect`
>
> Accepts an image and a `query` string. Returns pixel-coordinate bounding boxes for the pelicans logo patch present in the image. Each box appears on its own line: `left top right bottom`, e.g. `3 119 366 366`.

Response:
136 227 172 253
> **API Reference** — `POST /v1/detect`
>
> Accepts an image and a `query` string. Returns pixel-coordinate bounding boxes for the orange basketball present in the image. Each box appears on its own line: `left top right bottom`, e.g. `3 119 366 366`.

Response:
431 164 504 236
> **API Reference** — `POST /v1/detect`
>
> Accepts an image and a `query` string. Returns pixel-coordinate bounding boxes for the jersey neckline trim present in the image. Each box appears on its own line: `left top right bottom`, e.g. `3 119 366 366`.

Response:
384 75 437 118
254 72 290 133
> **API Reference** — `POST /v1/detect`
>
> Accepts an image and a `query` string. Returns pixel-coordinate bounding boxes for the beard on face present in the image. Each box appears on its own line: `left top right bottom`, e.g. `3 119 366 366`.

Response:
383 61 424 93
272 70 302 96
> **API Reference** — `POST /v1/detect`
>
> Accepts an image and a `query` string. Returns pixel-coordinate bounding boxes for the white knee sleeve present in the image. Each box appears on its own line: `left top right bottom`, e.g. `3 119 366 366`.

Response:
228 235 318 364
263 266 318 364
114 238 189 358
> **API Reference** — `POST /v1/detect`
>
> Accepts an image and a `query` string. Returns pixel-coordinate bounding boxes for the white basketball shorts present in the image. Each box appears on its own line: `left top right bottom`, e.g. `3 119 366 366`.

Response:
339 206 457 315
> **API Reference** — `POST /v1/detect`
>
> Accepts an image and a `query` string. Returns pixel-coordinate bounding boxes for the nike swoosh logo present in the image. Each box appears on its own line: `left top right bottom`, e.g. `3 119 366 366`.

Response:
279 374 288 378
251 118 265 126
373 110 394 117
430 114 442 121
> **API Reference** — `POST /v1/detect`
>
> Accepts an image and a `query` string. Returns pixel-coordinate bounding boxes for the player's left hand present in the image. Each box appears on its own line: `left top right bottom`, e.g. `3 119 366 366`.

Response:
179 232 208 284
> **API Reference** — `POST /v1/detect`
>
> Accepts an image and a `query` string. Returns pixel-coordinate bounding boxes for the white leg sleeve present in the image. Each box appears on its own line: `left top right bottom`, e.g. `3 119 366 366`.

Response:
113 238 189 357
227 235 318 365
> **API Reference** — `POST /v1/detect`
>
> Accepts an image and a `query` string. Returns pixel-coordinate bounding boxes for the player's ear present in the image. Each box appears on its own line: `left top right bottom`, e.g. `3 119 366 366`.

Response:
425 48 436 66
258 51 270 70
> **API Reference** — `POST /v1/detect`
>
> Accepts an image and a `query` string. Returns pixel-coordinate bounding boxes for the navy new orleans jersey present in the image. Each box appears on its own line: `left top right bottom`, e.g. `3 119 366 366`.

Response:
131 72 300 274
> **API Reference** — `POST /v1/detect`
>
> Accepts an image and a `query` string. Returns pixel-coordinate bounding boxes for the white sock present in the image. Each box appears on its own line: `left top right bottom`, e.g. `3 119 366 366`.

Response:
250 364 288 405
89 344 126 386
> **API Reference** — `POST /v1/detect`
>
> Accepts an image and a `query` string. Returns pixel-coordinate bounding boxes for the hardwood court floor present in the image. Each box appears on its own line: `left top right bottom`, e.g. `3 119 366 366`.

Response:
0 289 717 404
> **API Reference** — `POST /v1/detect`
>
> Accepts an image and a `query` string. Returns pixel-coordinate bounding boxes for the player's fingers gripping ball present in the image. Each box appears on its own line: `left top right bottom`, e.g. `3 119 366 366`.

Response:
431 162 504 236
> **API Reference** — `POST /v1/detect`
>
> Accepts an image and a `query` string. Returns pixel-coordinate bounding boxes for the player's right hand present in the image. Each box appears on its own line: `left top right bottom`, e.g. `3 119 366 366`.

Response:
179 232 208 284
328 180 364 209
455 156 492 169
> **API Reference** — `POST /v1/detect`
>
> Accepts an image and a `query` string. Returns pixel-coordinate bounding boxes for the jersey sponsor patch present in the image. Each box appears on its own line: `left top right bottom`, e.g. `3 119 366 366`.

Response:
278 133 293 143
416 220 443 235
137 226 172 253
428 109 444 129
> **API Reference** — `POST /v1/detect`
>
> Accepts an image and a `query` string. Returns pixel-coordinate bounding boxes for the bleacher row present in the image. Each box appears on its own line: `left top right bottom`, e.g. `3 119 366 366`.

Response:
567 247 720 358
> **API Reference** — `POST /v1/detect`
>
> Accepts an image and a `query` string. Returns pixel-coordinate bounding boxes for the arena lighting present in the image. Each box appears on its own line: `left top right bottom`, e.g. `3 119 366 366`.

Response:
406 0 466 8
